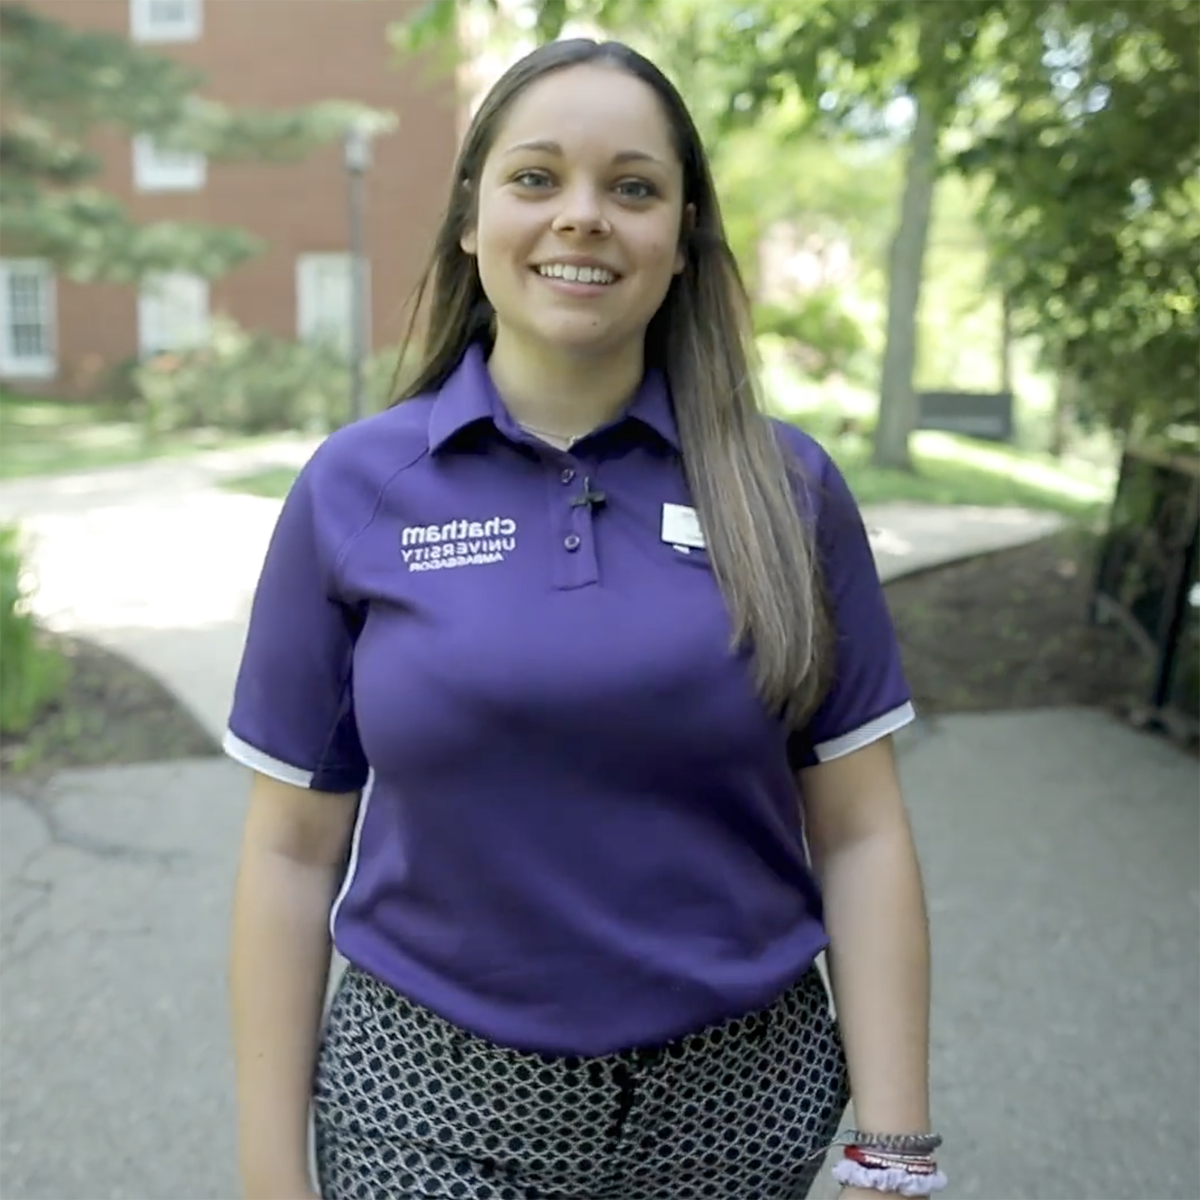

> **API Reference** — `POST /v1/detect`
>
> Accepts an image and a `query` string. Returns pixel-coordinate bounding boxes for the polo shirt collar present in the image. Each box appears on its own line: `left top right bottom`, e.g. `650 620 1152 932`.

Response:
427 341 680 454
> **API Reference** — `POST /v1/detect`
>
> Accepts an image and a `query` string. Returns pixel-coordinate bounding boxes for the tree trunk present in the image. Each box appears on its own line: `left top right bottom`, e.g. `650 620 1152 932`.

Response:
871 88 940 472
999 289 1014 396
1049 363 1076 459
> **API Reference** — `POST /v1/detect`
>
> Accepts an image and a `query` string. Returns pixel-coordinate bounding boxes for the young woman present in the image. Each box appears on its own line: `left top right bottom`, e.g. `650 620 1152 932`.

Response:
227 37 942 1200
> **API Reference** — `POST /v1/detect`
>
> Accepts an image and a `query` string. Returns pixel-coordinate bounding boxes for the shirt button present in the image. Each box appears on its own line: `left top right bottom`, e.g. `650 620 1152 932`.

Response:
560 468 576 484
564 534 581 552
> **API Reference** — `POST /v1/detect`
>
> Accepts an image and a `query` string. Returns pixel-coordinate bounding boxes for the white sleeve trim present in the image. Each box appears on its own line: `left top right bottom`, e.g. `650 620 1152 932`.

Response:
222 729 315 788
813 700 916 763
329 769 375 941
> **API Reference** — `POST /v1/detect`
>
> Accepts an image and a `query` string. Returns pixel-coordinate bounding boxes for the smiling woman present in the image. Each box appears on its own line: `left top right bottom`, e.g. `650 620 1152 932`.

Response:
227 37 939 1200
463 66 688 400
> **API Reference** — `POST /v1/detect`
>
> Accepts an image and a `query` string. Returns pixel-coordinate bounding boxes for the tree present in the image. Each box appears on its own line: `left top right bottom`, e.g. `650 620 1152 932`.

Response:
397 0 1198 461
397 0 1003 470
957 0 1200 444
0 2 390 283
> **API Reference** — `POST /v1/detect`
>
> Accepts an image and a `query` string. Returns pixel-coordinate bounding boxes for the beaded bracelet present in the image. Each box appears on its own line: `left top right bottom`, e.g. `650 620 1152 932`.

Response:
847 1129 943 1156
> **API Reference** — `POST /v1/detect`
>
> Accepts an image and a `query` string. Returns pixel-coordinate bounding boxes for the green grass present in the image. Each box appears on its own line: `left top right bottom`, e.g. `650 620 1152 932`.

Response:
0 389 264 481
220 467 301 499
824 428 1114 518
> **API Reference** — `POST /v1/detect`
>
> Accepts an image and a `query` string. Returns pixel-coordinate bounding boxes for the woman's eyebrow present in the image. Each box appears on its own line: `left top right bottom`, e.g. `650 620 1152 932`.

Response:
501 139 666 167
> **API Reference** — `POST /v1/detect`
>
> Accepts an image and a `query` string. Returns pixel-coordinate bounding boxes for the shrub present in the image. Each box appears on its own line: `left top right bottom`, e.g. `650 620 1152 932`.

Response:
0 525 67 736
130 318 404 437
754 291 869 382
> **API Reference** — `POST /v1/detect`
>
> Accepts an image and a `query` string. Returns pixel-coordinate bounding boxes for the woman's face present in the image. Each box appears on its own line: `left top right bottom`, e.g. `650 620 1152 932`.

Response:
462 63 689 368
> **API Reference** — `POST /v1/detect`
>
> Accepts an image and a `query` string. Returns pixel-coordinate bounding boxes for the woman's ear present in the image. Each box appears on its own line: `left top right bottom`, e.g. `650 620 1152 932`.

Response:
675 203 697 274
459 177 478 256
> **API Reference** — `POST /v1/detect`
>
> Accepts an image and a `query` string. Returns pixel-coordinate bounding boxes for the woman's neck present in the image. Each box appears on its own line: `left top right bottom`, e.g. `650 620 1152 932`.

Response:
486 331 644 439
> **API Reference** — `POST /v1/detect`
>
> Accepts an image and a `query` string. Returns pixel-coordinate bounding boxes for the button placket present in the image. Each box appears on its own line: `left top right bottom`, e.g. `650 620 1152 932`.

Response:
545 456 600 590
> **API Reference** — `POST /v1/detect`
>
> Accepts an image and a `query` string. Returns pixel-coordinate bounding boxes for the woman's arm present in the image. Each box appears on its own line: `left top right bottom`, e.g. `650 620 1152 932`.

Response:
799 735 932 1135
229 772 360 1200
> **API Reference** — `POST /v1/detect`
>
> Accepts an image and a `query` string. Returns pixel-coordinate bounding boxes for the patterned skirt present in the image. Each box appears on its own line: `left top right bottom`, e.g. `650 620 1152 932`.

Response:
314 963 849 1200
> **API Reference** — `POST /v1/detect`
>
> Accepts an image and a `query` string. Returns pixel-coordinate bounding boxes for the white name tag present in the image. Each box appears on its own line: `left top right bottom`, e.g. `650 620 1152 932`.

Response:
661 503 706 549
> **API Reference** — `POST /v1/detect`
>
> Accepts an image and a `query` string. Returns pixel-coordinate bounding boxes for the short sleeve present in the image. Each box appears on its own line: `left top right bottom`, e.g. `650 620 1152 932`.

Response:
789 453 915 769
223 462 369 793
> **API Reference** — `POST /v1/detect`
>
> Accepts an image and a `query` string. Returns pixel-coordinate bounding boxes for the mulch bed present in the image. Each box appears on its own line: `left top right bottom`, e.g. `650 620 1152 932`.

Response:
0 528 1186 792
0 632 219 792
885 527 1158 720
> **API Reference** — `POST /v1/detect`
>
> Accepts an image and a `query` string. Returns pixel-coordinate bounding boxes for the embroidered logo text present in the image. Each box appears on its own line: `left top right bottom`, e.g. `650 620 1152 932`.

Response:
399 516 517 572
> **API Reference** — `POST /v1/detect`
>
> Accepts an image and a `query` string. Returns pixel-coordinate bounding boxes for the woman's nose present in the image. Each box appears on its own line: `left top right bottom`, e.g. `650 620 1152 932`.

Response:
551 185 611 236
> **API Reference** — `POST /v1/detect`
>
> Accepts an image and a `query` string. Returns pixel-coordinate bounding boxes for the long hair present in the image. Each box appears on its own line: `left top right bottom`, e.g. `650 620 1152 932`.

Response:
392 39 832 727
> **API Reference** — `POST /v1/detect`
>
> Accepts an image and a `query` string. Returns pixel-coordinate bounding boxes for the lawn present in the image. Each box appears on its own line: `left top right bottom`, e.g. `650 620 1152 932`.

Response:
221 422 1115 517
827 427 1113 518
222 466 303 499
0 389 262 480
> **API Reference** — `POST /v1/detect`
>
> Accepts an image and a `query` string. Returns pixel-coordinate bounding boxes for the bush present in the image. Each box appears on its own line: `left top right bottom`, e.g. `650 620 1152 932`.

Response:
754 291 869 382
0 525 67 736
130 318 404 437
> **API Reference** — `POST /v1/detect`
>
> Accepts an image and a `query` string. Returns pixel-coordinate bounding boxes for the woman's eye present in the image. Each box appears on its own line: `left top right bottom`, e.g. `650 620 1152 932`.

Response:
512 169 552 188
616 179 657 200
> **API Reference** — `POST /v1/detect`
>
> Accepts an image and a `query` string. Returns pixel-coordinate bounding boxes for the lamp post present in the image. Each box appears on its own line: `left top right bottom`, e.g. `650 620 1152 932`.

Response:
343 123 372 424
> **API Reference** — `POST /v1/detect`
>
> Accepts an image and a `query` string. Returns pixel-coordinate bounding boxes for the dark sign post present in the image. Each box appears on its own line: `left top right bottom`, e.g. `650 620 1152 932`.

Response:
1090 446 1200 736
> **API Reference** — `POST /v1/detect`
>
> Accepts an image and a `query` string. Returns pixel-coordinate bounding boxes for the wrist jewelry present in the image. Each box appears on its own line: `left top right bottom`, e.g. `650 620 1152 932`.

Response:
814 1129 948 1195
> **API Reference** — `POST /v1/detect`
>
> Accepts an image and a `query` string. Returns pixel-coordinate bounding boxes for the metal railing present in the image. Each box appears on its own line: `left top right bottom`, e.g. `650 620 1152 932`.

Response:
1090 445 1199 736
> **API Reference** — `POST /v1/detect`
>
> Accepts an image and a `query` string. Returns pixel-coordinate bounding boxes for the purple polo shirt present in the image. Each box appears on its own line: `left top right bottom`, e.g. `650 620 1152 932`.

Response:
224 342 913 1057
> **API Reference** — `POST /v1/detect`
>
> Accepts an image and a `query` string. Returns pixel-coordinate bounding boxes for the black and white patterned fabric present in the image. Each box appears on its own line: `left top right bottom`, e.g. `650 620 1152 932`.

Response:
314 964 849 1200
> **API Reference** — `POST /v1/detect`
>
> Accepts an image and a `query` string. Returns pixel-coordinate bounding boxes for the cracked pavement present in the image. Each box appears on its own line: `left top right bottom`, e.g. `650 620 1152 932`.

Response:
1 758 244 1199
2 713 1196 1200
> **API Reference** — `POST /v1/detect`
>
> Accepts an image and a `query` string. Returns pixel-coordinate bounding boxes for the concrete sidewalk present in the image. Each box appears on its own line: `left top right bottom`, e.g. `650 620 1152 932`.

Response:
1 710 1195 1199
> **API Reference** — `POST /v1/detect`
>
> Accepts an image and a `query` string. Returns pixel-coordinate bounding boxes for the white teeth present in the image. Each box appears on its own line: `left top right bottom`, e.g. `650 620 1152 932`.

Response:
537 263 616 285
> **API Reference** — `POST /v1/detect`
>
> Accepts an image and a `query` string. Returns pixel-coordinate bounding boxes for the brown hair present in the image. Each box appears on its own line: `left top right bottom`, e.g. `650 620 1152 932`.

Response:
393 39 832 727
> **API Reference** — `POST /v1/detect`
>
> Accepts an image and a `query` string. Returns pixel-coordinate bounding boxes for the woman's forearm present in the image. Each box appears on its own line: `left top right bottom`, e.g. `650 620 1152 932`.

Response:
230 846 341 1198
816 819 932 1133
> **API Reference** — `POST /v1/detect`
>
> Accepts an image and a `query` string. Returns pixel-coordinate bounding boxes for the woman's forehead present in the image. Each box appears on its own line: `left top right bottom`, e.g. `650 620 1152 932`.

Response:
490 65 678 166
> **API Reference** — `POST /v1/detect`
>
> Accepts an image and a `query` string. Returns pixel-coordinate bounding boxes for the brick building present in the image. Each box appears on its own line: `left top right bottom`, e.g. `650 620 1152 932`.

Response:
0 0 460 395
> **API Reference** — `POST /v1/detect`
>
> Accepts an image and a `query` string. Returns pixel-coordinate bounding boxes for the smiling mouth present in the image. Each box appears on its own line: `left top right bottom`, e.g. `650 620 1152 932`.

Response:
534 263 619 286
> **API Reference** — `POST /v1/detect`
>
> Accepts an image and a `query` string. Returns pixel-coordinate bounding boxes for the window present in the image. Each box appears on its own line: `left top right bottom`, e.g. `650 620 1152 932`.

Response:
138 273 209 357
130 0 202 43
0 260 56 379
297 254 370 355
133 135 206 193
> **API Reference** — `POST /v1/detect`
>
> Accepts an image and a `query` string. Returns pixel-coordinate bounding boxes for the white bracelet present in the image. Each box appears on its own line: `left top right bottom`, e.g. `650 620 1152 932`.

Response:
832 1158 949 1196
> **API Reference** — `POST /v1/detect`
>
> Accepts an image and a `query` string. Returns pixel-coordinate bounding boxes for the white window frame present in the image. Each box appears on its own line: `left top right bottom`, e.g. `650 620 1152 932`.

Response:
130 0 203 44
132 135 206 193
296 253 370 355
137 273 210 358
0 259 57 380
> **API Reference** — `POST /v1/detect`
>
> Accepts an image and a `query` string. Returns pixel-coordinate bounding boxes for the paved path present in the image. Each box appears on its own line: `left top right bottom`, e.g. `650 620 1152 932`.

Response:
0 441 1064 741
1 711 1195 1199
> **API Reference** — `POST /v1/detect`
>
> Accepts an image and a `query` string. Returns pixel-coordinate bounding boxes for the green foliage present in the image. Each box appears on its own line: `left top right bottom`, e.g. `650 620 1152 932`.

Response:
0 2 392 282
956 0 1200 441
396 0 1196 450
755 293 868 381
130 319 402 436
0 524 67 735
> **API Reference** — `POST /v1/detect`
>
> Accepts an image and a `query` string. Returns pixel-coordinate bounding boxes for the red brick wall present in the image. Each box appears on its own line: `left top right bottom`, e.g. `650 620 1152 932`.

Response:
21 0 459 395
